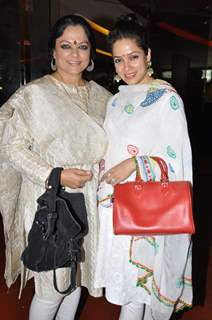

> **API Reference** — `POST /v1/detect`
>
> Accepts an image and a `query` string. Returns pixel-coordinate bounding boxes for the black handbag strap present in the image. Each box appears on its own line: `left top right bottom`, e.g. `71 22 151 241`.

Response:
53 260 77 295
45 167 79 294
43 167 63 239
47 167 64 212
52 239 81 294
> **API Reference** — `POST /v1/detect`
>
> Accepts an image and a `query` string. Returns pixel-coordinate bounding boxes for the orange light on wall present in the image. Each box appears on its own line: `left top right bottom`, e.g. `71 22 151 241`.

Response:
96 48 112 57
79 15 112 57
158 21 212 47
84 17 110 36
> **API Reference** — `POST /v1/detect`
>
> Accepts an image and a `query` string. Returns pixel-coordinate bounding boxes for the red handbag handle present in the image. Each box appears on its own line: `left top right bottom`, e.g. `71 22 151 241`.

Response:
135 156 169 183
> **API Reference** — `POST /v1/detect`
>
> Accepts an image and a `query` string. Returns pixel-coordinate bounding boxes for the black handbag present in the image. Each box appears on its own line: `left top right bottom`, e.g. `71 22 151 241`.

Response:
21 167 88 294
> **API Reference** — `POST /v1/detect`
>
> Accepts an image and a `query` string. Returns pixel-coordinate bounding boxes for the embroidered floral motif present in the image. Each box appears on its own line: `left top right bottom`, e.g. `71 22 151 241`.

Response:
137 276 152 295
98 193 113 208
135 236 159 254
129 237 154 294
175 300 192 313
140 89 166 107
167 145 176 159
129 238 153 271
127 144 139 156
152 277 176 307
152 275 192 309
170 95 180 110
129 259 153 273
124 103 134 114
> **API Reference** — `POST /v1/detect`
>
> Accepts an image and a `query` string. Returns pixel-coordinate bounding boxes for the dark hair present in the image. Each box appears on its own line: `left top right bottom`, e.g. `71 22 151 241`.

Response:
49 14 96 60
108 14 149 54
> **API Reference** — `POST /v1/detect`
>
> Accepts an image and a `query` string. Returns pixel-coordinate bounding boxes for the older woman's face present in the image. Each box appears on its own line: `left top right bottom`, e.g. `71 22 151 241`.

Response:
54 25 91 76
112 38 151 85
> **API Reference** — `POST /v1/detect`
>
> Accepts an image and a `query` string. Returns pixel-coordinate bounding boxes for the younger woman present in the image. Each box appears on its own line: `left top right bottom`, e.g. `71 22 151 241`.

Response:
94 14 193 320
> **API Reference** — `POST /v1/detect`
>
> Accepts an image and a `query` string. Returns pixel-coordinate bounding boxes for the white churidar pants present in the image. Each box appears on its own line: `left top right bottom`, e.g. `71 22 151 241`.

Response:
119 303 155 320
29 287 81 320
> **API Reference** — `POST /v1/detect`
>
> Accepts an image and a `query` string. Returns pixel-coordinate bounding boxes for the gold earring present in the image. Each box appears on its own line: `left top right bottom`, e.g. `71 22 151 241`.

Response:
114 74 121 83
147 61 154 77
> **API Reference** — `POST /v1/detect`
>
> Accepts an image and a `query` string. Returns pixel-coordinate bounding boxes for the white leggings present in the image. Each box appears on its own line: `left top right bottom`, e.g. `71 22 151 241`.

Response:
119 303 154 320
29 287 81 320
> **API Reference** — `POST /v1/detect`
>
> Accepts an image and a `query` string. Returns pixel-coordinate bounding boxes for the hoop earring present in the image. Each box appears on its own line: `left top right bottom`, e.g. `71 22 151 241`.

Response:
86 59 94 72
114 74 121 83
147 61 154 77
51 57 57 71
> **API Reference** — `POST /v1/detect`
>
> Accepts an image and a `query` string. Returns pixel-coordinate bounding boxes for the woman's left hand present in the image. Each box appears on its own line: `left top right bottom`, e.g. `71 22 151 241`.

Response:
101 158 135 185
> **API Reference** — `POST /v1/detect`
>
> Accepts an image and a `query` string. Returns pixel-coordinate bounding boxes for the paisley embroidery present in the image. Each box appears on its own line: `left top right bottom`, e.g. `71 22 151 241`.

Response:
140 89 166 107
167 145 176 159
124 103 134 114
170 96 180 110
127 144 139 156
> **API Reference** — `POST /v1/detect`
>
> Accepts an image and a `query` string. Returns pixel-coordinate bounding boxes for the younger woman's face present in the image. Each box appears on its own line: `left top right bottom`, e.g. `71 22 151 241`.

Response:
112 38 151 85
54 25 91 76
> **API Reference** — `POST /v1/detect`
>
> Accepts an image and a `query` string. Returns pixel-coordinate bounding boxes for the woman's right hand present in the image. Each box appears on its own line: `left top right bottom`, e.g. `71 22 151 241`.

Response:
60 168 93 189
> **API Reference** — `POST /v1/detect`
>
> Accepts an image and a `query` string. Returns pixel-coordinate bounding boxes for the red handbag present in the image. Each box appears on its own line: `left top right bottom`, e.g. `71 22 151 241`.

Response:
113 156 195 235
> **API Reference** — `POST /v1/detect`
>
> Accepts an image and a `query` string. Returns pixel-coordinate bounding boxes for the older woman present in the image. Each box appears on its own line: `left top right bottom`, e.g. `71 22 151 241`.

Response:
0 14 111 320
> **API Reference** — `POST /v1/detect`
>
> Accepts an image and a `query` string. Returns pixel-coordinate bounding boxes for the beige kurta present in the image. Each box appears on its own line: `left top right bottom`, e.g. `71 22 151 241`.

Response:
0 75 111 298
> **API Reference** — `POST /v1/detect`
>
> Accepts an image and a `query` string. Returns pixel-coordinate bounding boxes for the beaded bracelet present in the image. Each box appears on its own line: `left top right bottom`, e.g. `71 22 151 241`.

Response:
136 156 156 182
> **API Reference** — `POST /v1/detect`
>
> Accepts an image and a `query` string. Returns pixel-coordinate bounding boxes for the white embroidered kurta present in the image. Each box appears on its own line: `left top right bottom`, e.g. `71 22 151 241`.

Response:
0 75 111 298
94 80 193 319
